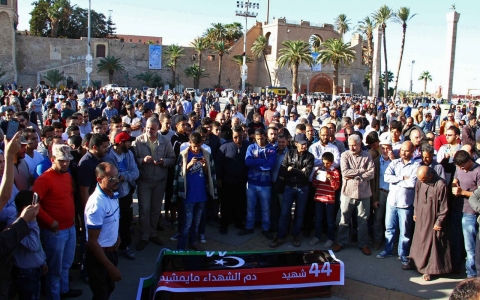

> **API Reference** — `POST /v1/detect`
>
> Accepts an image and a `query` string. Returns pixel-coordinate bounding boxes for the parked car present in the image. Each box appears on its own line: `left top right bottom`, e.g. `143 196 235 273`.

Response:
222 88 235 97
185 88 195 94
102 84 119 91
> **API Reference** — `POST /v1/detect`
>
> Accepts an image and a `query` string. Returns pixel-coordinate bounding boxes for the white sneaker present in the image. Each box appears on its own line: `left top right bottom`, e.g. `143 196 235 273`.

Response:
323 239 334 248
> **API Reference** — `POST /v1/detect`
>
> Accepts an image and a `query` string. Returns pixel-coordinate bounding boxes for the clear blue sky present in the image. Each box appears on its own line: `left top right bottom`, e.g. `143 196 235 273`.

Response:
18 0 480 95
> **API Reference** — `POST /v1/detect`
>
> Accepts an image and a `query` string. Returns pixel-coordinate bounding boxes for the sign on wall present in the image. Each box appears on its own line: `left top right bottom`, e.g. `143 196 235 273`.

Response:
149 45 162 70
311 52 322 72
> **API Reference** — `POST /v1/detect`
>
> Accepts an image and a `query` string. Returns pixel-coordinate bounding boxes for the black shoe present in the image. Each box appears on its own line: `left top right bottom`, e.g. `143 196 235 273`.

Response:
262 230 273 240
60 289 83 299
219 227 228 235
269 238 285 248
156 223 164 231
149 236 164 245
136 240 148 251
238 228 254 236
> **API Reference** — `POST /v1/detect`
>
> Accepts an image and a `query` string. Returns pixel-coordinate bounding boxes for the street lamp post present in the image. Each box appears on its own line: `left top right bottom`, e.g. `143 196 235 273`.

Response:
85 0 93 88
409 60 415 93
236 1 259 94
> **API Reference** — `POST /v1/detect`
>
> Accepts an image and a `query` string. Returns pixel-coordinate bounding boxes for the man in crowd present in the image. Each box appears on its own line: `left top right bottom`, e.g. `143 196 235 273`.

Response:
377 141 420 269
84 162 122 299
33 144 82 299
270 134 314 248
240 128 276 239
333 134 374 255
104 132 139 260
133 117 176 251
408 166 451 281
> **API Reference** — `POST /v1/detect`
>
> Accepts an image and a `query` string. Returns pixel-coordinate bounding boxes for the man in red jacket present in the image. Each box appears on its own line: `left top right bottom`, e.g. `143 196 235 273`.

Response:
33 144 82 299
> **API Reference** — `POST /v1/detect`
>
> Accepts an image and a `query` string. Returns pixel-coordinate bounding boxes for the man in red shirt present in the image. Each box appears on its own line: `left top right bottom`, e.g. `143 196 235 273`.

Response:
33 144 82 299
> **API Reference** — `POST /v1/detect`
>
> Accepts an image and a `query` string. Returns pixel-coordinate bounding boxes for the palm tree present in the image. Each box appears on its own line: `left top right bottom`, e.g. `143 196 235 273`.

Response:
96 55 125 84
418 71 432 98
231 54 254 73
47 0 71 38
277 40 313 94
184 64 209 89
163 44 185 88
251 35 272 85
316 38 356 96
189 37 210 88
204 23 227 44
356 16 375 96
225 22 243 46
43 69 65 88
372 5 393 99
134 71 161 87
334 14 351 39
212 41 228 87
392 7 417 101
309 35 323 52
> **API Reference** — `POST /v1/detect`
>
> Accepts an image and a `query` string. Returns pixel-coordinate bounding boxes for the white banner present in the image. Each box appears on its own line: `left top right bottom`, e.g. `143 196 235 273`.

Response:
149 45 162 70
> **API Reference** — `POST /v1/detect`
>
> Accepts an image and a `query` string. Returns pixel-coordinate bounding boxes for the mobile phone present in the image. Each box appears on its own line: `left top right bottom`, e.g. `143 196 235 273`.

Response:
6 119 19 140
32 192 39 205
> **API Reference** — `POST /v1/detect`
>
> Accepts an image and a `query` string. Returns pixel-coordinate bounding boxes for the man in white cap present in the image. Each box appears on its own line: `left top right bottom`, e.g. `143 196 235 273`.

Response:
33 144 83 299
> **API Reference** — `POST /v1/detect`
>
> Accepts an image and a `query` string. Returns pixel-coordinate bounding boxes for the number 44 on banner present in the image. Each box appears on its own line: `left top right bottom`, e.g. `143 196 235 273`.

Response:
309 262 332 277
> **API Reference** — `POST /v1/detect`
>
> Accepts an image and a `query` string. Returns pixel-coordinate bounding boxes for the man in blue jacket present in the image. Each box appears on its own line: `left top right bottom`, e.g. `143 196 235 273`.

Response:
239 128 276 240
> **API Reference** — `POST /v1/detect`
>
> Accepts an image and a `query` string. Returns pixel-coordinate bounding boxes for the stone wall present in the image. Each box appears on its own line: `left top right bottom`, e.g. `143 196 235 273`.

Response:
0 11 16 83
14 35 243 90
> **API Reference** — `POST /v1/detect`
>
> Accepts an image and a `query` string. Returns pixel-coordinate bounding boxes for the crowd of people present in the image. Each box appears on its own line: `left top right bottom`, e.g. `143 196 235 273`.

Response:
0 84 480 299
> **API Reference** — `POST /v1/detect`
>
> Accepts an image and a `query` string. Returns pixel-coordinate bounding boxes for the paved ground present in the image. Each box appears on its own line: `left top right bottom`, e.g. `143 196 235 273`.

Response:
69 97 462 299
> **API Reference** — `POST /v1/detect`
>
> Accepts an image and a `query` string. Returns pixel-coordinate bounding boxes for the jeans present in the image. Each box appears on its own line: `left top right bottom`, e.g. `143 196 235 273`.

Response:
118 186 135 250
220 182 247 230
16 267 42 300
372 191 388 242
337 195 370 248
384 205 413 257
86 249 118 300
41 226 76 300
462 213 478 277
246 183 271 231
177 201 205 250
314 201 335 241
450 209 463 272
277 185 309 238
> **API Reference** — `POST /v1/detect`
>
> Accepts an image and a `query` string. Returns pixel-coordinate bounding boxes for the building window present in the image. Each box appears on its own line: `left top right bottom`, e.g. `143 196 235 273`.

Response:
129 39 132 42
139 39 142 43
192 54 197 61
120 38 124 42
208 55 215 61
96 44 106 58
0 0 7 5
156 41 159 44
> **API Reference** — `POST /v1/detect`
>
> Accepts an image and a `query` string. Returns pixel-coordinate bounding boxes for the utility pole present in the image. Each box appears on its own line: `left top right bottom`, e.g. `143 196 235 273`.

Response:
236 1 259 94
409 60 415 93
85 0 92 88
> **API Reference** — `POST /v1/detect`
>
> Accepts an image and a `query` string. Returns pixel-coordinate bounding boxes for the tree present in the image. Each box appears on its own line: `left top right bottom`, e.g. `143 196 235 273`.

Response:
29 0 50 36
231 54 253 73
43 69 65 88
277 40 313 94
190 37 210 88
47 0 72 38
134 71 163 87
184 64 209 89
251 35 272 85
106 14 117 38
372 5 393 99
204 23 227 44
309 35 322 52
146 40 156 45
356 16 375 96
316 38 356 96
382 70 394 83
334 14 351 38
392 7 416 101
418 71 432 98
163 44 185 88
64 8 110 39
212 41 228 87
224 22 243 46
96 55 125 84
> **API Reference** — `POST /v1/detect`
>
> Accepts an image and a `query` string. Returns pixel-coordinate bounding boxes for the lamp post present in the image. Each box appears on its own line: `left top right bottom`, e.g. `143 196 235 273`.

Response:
409 60 415 93
85 0 92 88
236 1 259 94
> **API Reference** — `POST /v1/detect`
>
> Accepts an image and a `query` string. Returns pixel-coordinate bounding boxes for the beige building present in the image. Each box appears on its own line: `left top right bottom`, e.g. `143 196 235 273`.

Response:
0 2 368 95
115 34 162 45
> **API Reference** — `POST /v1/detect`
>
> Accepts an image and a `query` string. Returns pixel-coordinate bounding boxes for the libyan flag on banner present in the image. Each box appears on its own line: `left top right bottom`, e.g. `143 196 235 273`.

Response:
136 249 344 300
